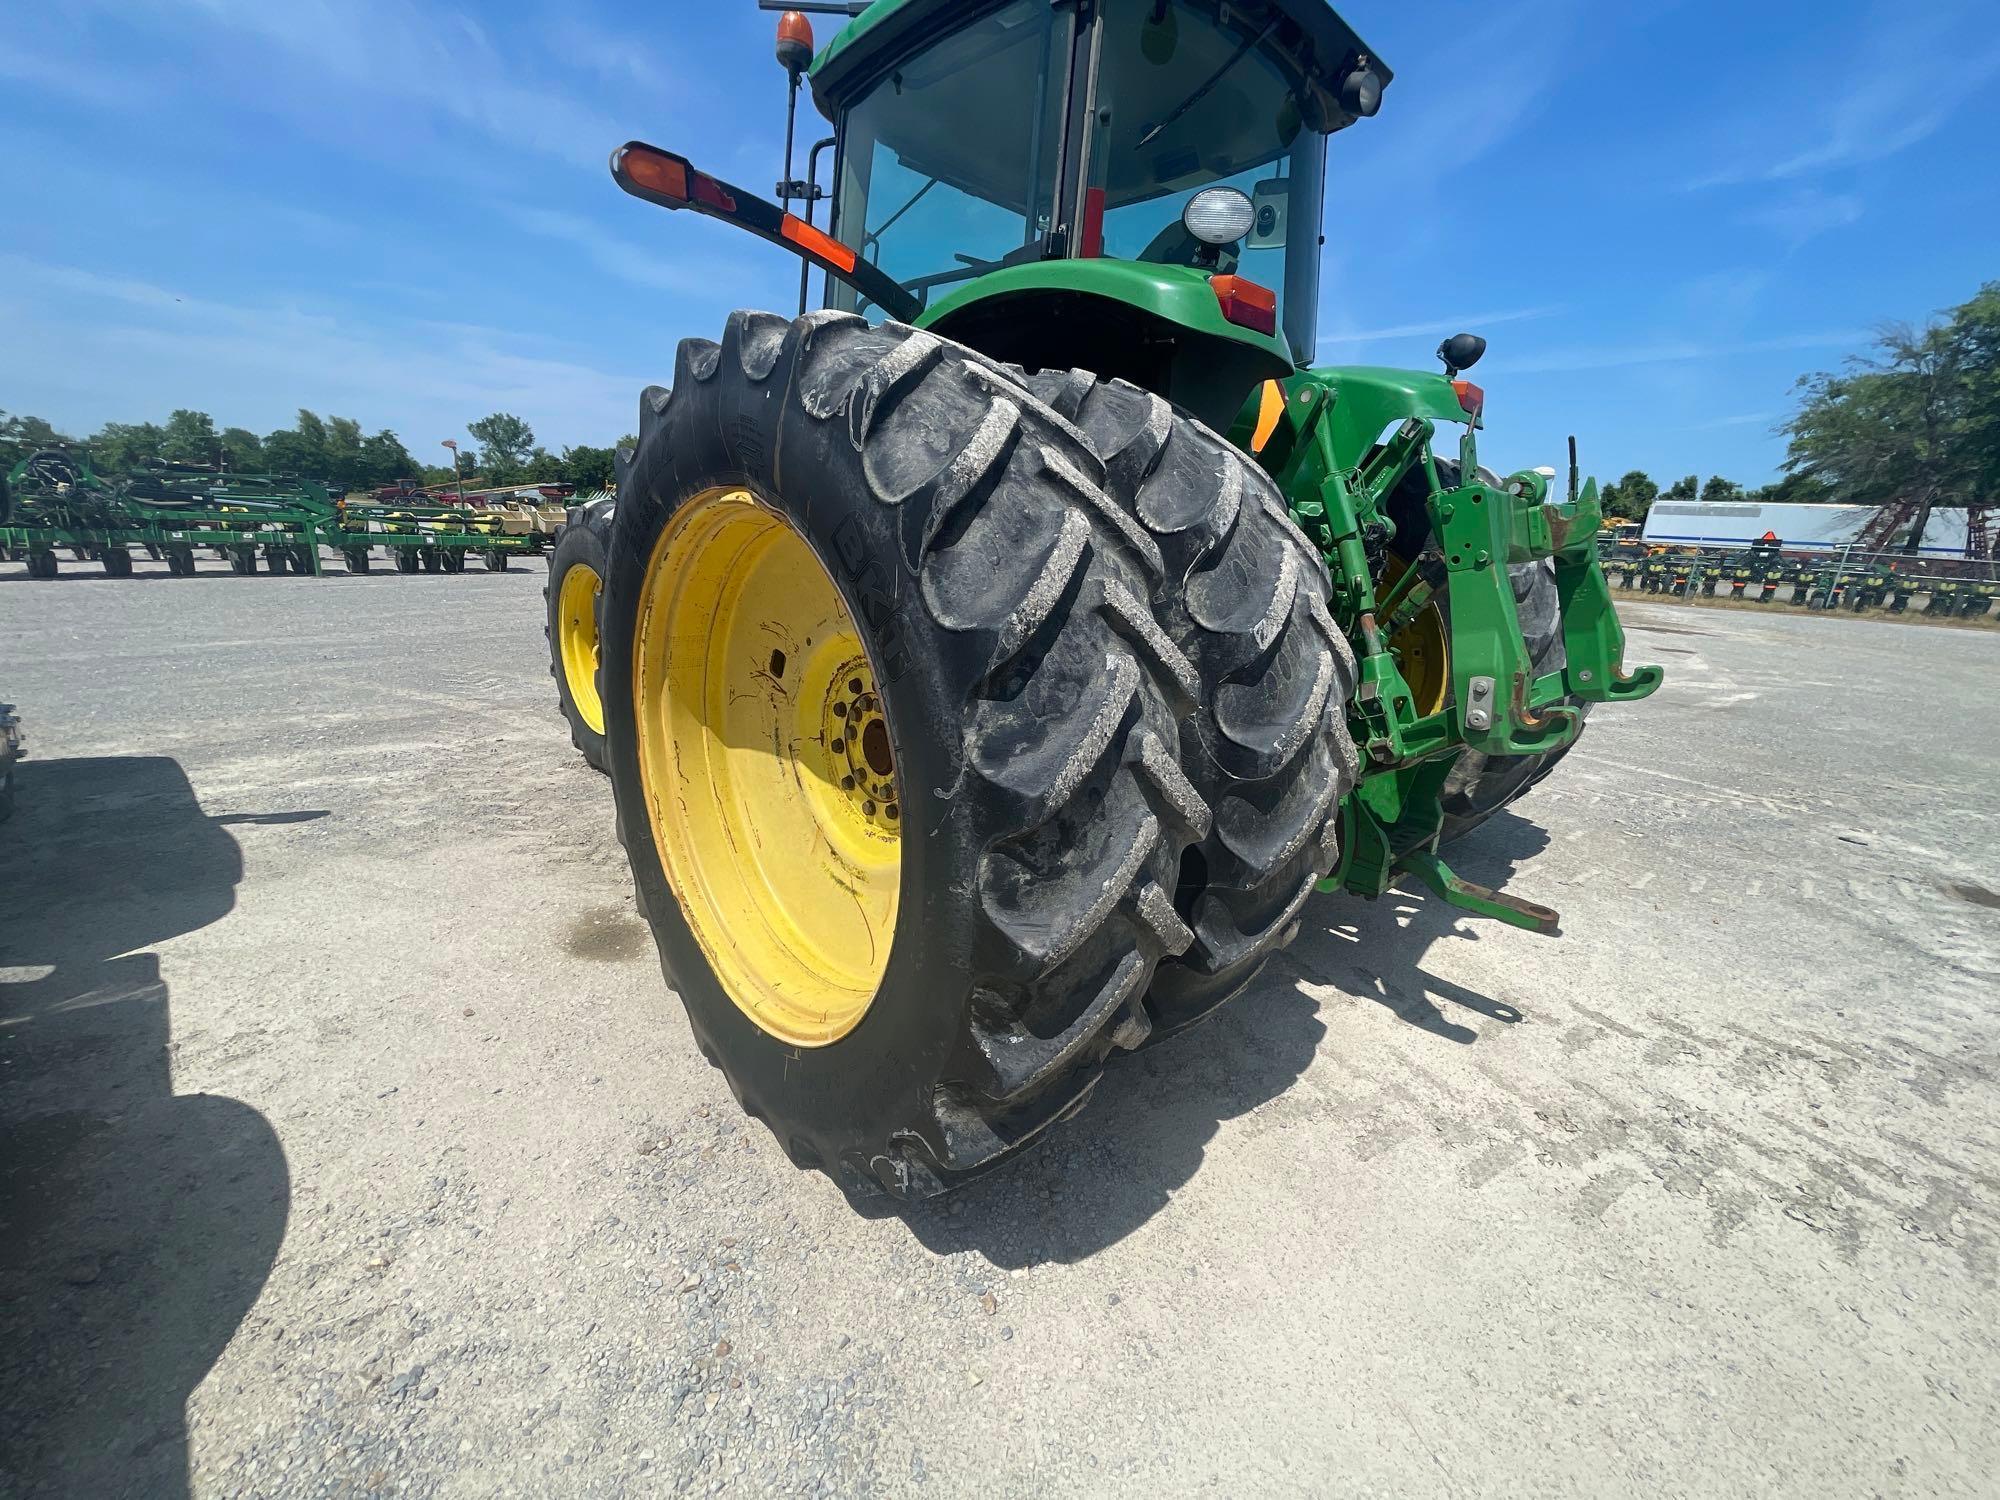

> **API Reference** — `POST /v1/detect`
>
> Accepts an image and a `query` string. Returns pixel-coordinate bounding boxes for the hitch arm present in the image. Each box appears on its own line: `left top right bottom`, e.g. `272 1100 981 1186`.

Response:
610 142 923 324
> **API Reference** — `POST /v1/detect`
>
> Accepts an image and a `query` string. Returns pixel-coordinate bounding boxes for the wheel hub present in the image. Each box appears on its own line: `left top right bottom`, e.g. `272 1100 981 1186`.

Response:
818 660 899 835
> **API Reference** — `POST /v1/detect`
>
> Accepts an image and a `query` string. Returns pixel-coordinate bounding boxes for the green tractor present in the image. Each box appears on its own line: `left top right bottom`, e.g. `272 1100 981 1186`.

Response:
548 0 1660 1198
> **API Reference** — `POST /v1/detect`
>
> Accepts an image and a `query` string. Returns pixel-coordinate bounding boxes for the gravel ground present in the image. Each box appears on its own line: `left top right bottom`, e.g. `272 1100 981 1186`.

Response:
2 557 1996 1498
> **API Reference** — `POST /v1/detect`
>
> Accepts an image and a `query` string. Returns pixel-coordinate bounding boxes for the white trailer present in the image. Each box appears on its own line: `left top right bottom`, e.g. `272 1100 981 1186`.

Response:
1641 502 1976 558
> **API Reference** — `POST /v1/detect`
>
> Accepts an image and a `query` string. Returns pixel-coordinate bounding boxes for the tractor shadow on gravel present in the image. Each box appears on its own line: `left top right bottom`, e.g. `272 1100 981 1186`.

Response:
0 757 293 1499
895 810 1551 1268
1286 809 1554 1046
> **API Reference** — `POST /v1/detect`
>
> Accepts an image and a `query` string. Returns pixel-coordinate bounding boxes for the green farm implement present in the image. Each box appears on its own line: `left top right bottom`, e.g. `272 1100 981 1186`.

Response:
2 449 554 578
545 0 1662 1197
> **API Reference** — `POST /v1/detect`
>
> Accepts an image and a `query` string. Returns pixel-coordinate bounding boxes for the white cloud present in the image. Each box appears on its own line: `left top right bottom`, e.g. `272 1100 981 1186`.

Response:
1685 4 2000 189
1496 331 1866 377
1735 189 1865 249
543 14 673 91
1318 305 1563 347
1678 269 1772 327
0 37 149 108
0 255 652 449
1340 0 1593 199
101 0 630 168
500 206 719 295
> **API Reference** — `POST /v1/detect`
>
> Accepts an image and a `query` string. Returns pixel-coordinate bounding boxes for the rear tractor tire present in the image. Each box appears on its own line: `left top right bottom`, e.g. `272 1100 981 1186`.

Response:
1022 371 1360 1041
545 500 615 773
602 312 1209 1197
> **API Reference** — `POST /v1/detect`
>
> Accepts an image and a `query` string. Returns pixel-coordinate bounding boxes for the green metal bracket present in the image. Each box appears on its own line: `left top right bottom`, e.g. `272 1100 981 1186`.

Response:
1432 478 1580 757
1392 850 1562 935
1321 757 1451 899
1548 477 1664 706
1319 774 1563 934
1236 363 1659 924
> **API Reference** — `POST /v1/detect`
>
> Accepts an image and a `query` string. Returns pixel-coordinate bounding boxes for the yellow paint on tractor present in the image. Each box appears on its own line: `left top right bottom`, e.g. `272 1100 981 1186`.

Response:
1251 378 1286 454
557 560 606 735
634 488 899 1047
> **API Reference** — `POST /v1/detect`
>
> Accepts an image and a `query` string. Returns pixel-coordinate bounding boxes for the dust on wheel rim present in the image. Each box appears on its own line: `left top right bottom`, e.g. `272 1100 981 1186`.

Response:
558 560 606 735
635 487 900 1047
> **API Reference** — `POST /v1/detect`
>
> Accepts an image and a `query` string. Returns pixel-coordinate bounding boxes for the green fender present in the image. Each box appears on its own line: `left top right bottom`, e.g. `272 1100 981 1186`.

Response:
915 259 1294 433
1229 365 1476 473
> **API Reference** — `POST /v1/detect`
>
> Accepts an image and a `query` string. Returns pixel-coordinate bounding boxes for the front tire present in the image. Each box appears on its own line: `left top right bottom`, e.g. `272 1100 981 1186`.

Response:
602 313 1207 1198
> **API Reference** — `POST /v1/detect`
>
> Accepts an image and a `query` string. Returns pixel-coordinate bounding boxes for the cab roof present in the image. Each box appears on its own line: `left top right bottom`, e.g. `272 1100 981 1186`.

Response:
809 0 1391 127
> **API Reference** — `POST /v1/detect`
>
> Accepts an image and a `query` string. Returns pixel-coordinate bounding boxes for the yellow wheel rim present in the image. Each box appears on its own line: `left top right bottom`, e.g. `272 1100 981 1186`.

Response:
1383 553 1450 717
558 560 605 735
634 488 900 1047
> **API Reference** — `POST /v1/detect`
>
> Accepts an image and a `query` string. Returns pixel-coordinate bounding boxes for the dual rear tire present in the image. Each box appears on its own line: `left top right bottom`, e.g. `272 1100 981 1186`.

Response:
546 501 614 774
593 314 1357 1196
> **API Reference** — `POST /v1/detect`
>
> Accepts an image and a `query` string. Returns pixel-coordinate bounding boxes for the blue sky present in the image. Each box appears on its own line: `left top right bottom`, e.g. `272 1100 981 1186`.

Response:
3 0 1996 485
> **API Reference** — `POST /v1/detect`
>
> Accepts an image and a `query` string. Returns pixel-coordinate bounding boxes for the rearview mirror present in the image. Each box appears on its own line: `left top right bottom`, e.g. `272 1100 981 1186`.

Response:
1248 178 1288 250
1437 332 1486 378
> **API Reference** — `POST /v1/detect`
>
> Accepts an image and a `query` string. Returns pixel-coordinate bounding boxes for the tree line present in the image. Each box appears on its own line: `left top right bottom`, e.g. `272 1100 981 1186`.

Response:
1602 280 1998 532
0 407 628 496
6 280 1993 516
1599 469 1822 521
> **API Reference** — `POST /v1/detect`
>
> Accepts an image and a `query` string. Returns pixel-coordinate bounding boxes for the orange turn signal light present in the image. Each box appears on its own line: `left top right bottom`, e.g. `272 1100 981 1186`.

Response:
614 145 738 214
1210 274 1277 336
615 145 689 205
1452 379 1485 418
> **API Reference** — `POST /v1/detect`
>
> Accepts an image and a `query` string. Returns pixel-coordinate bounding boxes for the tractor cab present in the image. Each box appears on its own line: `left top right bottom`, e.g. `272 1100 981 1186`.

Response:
809 0 1386 426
